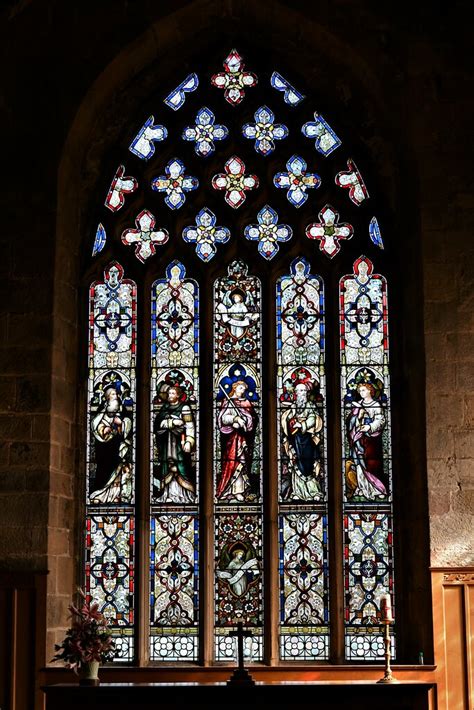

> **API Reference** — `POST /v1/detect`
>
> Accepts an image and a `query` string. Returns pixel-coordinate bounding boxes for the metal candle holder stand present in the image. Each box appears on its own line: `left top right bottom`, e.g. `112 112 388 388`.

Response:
376 619 399 684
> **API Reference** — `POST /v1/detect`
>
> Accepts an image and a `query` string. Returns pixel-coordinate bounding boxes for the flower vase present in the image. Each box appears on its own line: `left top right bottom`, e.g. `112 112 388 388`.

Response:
78 660 100 686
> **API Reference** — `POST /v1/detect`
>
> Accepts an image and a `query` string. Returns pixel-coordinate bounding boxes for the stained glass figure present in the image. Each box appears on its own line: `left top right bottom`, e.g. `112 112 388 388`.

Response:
215 513 263 660
215 363 260 503
344 512 395 660
150 261 200 662
340 257 394 660
369 216 384 249
301 112 341 156
85 514 135 662
242 106 289 156
121 209 169 262
211 49 257 106
340 256 391 502
306 204 354 258
151 158 199 210
129 116 168 160
164 73 199 111
151 261 199 505
244 205 292 260
88 262 137 506
213 261 263 661
279 514 329 660
270 71 305 106
214 260 261 364
276 258 326 502
92 223 106 257
212 156 259 209
182 207 230 261
335 158 369 205
274 155 321 207
105 165 138 212
182 107 229 157
344 369 389 501
150 514 199 661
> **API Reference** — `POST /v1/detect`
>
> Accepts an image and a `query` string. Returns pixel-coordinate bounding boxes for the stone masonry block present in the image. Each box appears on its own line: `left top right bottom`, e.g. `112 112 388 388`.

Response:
456 362 474 392
0 377 15 412
16 376 51 413
426 428 455 459
0 414 32 440
425 360 456 393
427 394 464 429
429 488 452 516
0 470 25 492
454 429 474 459
424 262 457 302
9 441 50 468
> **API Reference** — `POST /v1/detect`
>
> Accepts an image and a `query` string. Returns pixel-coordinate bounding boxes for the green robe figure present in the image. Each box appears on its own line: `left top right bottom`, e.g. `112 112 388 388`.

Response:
153 385 196 503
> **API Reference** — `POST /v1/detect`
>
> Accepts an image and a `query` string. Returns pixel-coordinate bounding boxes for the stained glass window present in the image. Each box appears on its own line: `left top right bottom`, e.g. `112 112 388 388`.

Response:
86 262 137 661
340 256 394 660
84 48 400 667
213 260 263 661
150 261 200 661
276 257 329 660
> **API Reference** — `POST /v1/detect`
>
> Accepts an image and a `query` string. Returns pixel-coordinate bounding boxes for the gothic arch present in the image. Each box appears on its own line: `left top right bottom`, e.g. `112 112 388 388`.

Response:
50 0 430 665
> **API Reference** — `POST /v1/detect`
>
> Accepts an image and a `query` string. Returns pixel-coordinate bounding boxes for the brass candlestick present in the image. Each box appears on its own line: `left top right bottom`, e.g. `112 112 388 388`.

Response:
377 619 399 684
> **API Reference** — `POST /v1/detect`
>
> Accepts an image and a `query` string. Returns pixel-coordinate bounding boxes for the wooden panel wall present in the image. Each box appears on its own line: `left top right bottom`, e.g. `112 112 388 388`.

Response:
0 572 47 710
432 568 474 710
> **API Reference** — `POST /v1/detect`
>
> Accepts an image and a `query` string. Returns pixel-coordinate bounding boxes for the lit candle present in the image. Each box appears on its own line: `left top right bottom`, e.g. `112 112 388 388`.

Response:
380 593 393 622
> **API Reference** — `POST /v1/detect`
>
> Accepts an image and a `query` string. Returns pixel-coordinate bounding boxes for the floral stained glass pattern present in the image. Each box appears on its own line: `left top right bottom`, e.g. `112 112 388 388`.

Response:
306 204 354 258
274 155 321 207
211 49 257 105
340 256 394 660
212 156 259 209
150 515 199 661
150 261 200 661
244 205 292 260
121 209 169 262
182 107 228 157
85 514 135 662
344 513 395 660
276 257 329 660
182 207 230 261
213 261 263 661
151 158 199 209
242 106 288 156
279 514 328 660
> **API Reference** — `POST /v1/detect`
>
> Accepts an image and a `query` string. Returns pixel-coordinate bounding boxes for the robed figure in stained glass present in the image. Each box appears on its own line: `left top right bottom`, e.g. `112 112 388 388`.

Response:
217 541 260 598
153 383 196 503
281 380 324 501
90 376 133 504
217 380 257 502
345 378 387 500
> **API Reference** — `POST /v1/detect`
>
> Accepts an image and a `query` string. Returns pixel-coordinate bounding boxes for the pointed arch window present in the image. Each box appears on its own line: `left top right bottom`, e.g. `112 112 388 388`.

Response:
85 48 397 665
